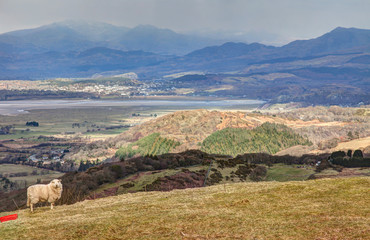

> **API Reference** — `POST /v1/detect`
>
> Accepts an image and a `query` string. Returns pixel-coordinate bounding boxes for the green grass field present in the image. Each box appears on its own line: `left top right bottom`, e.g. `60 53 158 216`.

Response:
0 106 145 140
1 177 369 239
266 164 315 181
0 130 59 140
0 164 63 187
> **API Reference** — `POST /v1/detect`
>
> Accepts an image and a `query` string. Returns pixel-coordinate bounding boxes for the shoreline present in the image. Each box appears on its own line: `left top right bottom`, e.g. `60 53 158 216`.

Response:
0 98 266 116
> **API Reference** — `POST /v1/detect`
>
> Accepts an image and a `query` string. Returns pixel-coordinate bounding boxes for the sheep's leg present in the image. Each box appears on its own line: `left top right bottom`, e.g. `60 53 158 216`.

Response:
30 203 33 213
51 203 54 210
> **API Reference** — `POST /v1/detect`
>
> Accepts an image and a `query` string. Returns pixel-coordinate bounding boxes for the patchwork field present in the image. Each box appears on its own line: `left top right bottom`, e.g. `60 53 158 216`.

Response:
0 164 63 187
0 99 262 141
0 106 145 140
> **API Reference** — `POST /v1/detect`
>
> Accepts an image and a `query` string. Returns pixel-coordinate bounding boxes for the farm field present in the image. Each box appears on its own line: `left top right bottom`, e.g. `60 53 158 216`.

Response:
0 106 144 140
0 99 262 141
0 164 63 186
0 177 369 240
266 164 315 181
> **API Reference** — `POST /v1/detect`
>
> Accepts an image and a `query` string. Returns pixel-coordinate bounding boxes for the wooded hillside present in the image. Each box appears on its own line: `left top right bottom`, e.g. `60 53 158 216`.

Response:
201 122 312 156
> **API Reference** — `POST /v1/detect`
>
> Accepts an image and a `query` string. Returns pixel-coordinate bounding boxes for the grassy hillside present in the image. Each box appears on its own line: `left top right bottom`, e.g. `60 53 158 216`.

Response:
201 122 312 156
115 133 180 160
68 107 369 161
107 109 263 154
1 177 369 240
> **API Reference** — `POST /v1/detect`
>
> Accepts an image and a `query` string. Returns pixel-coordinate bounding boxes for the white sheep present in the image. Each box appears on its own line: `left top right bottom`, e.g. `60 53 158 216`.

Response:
27 179 63 213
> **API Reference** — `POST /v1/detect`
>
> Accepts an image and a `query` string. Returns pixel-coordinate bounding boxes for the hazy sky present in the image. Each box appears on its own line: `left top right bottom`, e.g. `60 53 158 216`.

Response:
1 0 370 45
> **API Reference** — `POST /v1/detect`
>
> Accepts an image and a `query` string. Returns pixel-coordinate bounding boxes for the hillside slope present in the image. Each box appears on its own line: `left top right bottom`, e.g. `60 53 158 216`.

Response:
115 133 180 159
108 109 262 151
201 122 311 156
66 107 369 161
1 177 369 239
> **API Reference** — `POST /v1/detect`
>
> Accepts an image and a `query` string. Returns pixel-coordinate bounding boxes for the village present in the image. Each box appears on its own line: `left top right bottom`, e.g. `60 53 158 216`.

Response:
27 149 67 166
0 78 163 97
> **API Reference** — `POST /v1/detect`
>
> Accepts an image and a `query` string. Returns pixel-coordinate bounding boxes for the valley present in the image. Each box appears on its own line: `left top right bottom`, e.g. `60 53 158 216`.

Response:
0 14 369 240
0 102 369 214
0 164 63 190
1 103 368 166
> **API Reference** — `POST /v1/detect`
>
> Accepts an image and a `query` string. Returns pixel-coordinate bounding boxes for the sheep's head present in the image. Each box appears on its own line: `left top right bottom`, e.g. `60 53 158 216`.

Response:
50 179 62 189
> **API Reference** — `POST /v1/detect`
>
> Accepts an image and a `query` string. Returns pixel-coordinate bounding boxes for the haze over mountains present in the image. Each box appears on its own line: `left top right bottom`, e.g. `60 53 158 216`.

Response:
0 20 220 56
0 21 369 80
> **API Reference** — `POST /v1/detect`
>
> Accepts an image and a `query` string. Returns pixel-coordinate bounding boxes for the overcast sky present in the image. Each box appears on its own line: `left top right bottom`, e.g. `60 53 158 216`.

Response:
1 0 369 45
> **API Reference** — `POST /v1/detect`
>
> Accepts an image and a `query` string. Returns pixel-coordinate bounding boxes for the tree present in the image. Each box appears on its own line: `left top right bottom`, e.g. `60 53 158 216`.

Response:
250 166 267 181
26 121 39 127
208 169 223 184
353 150 363 158
78 161 86 172
331 151 346 159
110 165 124 179
347 150 352 158
347 131 354 140
354 131 360 139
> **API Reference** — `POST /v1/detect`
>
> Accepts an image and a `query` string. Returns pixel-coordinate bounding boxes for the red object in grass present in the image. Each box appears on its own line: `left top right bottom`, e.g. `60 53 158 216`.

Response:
0 214 18 223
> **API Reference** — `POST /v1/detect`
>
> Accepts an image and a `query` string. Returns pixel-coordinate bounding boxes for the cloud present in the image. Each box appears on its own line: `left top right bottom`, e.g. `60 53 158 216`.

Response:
0 0 369 44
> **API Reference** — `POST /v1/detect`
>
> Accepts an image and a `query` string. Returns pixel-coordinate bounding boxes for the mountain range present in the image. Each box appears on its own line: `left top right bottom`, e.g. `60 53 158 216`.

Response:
0 20 220 56
0 21 369 79
0 21 369 105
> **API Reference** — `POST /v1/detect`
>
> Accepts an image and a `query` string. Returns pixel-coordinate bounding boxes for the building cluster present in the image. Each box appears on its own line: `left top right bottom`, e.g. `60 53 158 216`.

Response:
0 80 159 96
58 84 133 96
28 149 66 166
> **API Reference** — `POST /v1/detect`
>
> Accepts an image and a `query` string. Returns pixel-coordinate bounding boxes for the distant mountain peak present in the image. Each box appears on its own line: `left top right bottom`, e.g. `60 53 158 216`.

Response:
282 26 370 56
332 26 347 31
331 26 360 32
221 42 247 47
186 41 273 58
324 26 370 36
